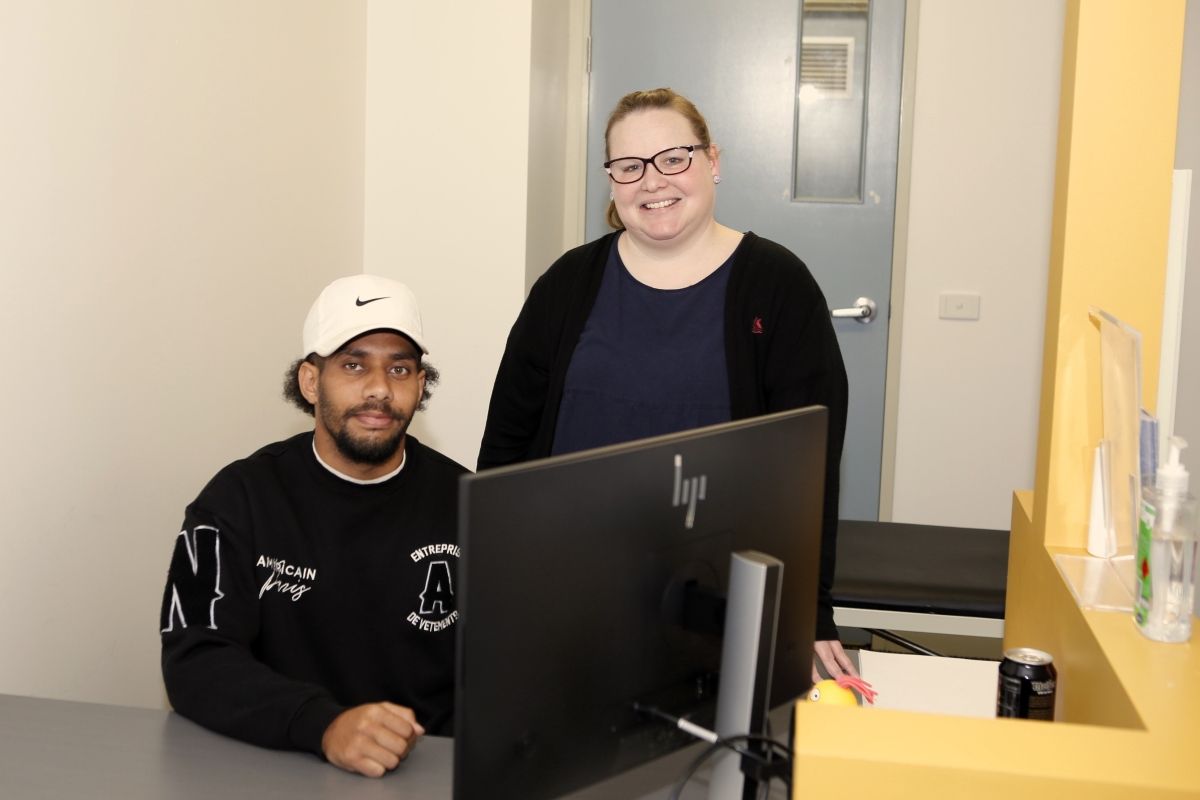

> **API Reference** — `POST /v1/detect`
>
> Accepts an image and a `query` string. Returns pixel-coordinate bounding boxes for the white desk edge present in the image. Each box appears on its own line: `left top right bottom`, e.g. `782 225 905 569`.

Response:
834 606 1005 638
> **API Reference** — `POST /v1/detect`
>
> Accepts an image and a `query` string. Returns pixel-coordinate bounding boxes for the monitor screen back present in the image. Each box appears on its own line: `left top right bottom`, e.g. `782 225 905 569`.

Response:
454 407 826 799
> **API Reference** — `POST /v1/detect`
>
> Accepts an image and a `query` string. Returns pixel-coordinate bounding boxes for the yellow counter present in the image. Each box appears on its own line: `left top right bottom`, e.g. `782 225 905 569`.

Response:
793 2 1196 795
793 490 1200 797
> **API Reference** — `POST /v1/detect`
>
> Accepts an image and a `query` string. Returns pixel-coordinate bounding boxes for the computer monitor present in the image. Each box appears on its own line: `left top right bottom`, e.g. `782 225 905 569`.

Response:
453 406 827 800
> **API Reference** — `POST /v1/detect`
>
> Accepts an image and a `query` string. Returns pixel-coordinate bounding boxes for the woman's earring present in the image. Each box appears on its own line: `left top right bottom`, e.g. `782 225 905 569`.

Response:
713 175 722 185
609 192 615 201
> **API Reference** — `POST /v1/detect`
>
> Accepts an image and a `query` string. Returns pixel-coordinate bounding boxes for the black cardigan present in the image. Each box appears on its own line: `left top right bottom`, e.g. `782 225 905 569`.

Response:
479 231 848 640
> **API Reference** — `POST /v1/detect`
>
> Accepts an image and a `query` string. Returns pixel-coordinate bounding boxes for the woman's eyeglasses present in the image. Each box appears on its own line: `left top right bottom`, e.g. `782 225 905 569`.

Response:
603 145 704 184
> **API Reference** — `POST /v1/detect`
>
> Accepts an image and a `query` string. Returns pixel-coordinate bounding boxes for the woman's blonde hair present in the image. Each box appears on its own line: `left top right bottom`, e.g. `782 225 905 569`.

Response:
604 88 713 230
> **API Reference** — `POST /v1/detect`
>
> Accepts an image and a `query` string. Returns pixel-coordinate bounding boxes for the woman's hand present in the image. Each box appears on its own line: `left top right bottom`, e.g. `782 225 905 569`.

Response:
812 640 858 684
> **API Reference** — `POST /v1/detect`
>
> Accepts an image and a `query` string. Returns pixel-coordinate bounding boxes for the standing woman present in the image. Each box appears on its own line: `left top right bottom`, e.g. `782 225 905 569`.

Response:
479 88 854 682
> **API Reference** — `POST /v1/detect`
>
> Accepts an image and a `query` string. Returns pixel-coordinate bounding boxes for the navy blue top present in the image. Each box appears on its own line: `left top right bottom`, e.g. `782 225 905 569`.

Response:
551 242 733 455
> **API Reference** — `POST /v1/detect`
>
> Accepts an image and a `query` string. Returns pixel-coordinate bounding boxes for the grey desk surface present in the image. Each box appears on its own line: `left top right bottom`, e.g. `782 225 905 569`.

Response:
0 693 446 799
0 694 789 799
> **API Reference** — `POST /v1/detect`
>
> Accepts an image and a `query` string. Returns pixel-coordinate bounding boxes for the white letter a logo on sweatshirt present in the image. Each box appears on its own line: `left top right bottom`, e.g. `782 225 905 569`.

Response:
418 560 454 616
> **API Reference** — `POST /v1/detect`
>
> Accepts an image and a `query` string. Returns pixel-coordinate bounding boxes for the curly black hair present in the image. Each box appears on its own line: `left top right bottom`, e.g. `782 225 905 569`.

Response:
282 356 440 416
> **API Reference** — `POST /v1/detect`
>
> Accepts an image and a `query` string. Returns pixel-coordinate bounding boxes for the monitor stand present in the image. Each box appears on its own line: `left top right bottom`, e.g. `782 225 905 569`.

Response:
709 550 783 800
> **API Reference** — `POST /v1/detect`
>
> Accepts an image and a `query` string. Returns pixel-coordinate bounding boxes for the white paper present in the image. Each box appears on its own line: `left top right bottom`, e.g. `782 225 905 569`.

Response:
857 650 999 719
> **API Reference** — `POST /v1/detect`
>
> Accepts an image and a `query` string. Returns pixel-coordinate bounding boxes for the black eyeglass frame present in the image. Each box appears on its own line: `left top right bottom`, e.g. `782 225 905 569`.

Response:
603 144 707 184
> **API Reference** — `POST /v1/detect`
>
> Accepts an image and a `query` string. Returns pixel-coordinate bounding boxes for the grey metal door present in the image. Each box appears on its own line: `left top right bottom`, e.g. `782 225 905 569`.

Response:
586 0 905 520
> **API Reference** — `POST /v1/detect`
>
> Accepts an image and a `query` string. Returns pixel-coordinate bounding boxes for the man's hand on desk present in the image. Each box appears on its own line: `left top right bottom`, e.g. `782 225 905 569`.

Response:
321 702 426 777
812 640 859 684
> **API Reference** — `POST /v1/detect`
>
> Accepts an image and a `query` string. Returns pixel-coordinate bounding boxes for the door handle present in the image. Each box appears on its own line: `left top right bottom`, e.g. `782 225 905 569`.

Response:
831 297 877 324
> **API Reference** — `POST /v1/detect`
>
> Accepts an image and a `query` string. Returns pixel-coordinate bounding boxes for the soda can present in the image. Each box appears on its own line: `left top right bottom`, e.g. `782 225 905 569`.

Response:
996 647 1057 720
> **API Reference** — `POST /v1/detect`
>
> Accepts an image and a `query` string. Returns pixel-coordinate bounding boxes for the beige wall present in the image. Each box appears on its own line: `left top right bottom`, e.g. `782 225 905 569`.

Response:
1171 0 1199 616
889 0 1064 528
0 0 1096 709
0 0 561 712
0 1 366 708
1174 1 1199 483
363 2 534 468
525 0 590 294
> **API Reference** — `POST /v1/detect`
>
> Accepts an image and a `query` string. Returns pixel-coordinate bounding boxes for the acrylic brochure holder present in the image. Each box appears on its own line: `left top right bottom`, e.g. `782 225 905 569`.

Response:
1053 308 1142 611
1054 550 1137 611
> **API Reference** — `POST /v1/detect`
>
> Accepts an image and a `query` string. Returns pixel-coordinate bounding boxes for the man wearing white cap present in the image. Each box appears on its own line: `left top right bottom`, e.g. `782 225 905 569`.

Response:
160 275 466 778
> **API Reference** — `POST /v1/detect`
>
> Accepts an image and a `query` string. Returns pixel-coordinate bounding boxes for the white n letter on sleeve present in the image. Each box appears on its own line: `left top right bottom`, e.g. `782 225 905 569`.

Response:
161 526 224 632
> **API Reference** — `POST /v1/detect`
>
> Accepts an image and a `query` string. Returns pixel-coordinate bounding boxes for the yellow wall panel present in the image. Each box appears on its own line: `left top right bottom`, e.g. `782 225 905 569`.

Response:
1035 0 1185 548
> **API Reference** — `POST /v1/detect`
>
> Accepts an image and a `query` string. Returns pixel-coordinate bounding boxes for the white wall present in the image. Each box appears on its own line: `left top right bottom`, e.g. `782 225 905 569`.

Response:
363 2 533 469
889 0 1064 529
525 0 590 293
0 0 1076 710
0 1 366 708
1171 1 1199 617
1173 0 1199 476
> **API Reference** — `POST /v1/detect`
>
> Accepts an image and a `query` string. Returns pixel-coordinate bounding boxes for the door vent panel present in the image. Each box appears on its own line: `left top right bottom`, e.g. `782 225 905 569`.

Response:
800 36 854 97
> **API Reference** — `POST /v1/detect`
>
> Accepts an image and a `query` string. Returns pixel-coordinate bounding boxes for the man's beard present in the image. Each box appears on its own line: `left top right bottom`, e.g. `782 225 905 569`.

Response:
319 393 409 466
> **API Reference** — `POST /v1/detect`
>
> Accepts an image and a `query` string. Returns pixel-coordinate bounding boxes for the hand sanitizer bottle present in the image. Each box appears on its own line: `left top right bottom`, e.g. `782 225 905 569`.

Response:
1135 437 1197 642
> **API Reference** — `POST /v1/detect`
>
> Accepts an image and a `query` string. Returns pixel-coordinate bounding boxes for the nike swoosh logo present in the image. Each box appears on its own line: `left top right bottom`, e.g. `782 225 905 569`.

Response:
355 296 389 306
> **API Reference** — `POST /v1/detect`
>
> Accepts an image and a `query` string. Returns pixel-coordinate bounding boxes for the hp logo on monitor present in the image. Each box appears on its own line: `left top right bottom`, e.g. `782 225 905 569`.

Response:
672 454 707 529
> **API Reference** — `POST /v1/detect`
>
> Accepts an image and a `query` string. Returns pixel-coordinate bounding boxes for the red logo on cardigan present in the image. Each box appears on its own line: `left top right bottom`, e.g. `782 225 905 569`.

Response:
751 316 764 335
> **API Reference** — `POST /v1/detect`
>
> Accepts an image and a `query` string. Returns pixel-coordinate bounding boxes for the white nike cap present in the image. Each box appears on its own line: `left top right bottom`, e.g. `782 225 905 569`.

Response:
302 274 428 357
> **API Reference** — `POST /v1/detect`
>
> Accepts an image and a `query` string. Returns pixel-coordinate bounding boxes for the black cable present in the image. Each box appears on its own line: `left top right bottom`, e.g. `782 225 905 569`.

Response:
667 733 792 800
865 627 943 657
632 703 792 798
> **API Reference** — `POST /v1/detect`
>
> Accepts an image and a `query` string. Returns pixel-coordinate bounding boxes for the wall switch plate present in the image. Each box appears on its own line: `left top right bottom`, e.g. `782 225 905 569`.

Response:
939 292 981 320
